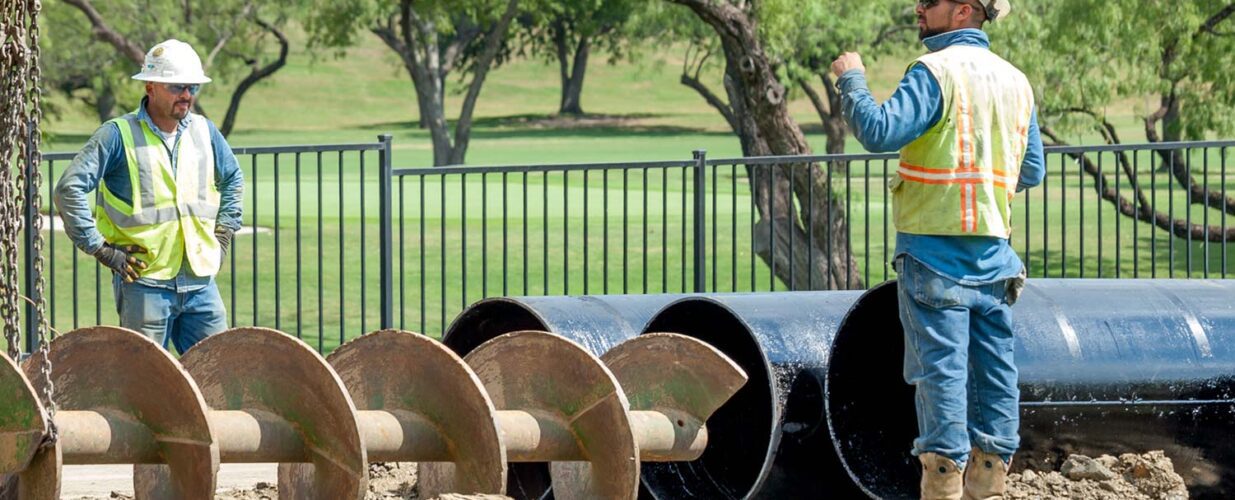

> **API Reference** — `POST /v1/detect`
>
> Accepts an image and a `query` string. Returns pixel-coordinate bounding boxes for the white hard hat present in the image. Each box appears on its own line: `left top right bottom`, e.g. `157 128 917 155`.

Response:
131 39 211 84
979 0 1011 22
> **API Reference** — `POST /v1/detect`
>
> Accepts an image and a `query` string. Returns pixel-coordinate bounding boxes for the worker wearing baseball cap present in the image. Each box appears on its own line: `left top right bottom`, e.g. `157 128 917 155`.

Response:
830 1 1042 499
55 39 244 353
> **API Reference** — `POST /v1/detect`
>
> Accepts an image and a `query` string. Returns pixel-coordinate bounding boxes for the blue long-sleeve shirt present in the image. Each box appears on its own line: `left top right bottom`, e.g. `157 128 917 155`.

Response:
54 98 245 292
836 28 1045 284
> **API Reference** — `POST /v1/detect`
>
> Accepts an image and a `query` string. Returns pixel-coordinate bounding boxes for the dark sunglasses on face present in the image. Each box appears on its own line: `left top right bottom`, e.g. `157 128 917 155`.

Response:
164 83 202 96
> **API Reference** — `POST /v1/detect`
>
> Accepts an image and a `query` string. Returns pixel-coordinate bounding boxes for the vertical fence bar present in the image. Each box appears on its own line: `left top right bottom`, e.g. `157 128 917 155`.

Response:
463 173 469 308
864 160 870 287
420 176 426 334
693 151 707 293
1077 154 1084 278
583 170 589 294
622 168 628 293
502 171 508 296
1132 152 1138 278
274 152 282 331
1096 153 1102 277
378 135 394 330
442 173 447 332
643 168 649 293
1169 152 1175 278
1186 149 1193 277
1222 147 1228 278
295 153 302 339
808 162 814 290
323 151 328 350
1115 151 1121 278
662 168 668 292
1151 151 1157 278
604 169 609 294
399 176 405 329
338 152 345 347
47 159 55 332
845 161 852 289
769 165 775 291
359 151 366 334
253 155 259 325
1060 153 1067 277
1203 148 1209 278
681 166 687 292
712 161 717 292
561 171 567 295
731 164 737 292
483 172 489 297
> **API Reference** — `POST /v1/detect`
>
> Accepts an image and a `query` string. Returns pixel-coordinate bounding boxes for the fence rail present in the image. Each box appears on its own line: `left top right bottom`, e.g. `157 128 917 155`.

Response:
21 138 1234 353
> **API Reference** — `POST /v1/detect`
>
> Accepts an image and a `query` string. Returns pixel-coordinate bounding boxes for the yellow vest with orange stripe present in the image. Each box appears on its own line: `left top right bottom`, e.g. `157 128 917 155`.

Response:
892 45 1035 238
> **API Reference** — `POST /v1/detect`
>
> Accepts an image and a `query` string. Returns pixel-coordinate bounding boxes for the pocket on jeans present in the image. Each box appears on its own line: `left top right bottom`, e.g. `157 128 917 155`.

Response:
906 258 963 309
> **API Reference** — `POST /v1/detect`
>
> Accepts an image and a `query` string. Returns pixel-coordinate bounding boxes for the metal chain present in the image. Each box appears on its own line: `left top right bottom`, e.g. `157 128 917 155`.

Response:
26 0 57 445
0 0 28 361
2 0 57 444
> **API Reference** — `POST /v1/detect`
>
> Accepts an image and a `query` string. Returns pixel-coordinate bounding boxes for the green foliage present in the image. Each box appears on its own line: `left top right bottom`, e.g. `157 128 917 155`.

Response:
42 0 305 122
513 0 643 64
993 0 1235 140
759 0 916 81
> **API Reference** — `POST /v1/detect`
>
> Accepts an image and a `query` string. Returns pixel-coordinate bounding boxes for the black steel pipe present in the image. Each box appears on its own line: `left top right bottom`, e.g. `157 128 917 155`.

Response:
640 292 868 499
442 294 684 500
826 280 1235 499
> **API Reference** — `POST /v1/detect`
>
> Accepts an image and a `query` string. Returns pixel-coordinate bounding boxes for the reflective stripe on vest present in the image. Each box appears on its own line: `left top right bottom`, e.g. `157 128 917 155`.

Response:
895 45 1034 237
96 110 222 279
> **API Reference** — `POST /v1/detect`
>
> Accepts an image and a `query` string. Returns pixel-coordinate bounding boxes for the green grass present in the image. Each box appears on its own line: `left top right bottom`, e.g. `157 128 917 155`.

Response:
15 28 1230 356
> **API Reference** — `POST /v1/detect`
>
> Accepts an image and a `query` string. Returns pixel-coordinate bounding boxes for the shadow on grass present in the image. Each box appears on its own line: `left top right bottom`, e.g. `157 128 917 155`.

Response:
358 112 734 140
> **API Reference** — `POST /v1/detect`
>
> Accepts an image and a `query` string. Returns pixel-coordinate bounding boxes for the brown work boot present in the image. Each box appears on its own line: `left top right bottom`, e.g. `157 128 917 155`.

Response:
919 452 964 500
962 448 1009 500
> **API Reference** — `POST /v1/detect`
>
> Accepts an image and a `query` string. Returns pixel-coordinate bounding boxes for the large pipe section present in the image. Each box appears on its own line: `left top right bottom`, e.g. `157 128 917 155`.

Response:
640 292 868 498
826 279 1235 499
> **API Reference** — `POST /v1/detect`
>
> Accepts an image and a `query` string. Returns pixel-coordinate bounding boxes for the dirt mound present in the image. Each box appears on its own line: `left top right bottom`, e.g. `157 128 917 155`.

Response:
1007 451 1188 500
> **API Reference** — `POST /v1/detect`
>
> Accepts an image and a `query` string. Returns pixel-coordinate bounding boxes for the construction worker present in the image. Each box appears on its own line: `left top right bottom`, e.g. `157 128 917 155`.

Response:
54 39 244 354
830 1 1042 498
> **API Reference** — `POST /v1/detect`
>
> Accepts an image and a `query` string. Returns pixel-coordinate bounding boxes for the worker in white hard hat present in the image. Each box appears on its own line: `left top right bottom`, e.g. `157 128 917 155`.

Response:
54 39 244 354
829 1 1042 498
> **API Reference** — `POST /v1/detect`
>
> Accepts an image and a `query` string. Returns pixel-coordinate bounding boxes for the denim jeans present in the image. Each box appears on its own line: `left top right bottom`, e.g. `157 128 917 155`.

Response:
895 255 1020 467
114 276 228 354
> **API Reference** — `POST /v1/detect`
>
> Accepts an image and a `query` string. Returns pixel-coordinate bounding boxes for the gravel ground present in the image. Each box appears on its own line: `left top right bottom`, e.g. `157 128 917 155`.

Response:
1007 451 1188 499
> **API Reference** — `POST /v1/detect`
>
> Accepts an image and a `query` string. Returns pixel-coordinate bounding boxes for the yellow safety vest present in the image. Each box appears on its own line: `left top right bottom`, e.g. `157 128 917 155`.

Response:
893 45 1035 238
95 110 222 280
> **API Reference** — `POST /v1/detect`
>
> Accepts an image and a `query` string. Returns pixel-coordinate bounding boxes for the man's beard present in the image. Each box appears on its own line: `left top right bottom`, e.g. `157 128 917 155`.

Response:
919 24 949 40
171 101 191 119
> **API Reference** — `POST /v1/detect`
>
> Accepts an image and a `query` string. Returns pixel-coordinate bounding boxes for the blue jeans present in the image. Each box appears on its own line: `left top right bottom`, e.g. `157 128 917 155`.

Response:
895 255 1020 467
114 277 228 354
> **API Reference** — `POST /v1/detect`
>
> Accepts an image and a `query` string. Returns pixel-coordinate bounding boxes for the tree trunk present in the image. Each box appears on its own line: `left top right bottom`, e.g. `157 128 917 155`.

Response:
220 17 289 137
668 0 862 290
558 35 590 115
94 83 117 123
448 0 519 165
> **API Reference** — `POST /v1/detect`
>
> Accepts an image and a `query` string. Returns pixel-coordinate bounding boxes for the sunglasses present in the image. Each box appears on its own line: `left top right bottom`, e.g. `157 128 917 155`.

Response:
164 83 202 96
918 0 979 8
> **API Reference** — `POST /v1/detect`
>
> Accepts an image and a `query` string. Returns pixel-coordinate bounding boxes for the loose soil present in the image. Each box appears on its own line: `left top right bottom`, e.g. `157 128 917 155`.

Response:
1008 451 1188 499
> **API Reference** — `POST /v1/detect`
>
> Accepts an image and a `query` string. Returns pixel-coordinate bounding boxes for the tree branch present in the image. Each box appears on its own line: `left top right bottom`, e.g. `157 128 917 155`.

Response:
1197 3 1235 38
219 16 289 137
1041 125 1233 242
449 0 520 164
62 0 146 64
681 72 737 134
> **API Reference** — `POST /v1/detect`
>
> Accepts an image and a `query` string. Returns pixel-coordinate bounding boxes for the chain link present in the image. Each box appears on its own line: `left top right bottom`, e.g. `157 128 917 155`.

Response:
2 0 57 445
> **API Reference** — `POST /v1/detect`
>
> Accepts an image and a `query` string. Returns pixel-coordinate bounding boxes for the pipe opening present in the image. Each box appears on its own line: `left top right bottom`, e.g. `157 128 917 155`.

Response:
826 282 919 498
644 300 773 499
442 300 549 356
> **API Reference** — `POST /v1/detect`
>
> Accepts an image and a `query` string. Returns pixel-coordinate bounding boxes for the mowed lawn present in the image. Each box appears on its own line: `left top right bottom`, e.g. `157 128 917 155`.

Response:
20 28 1232 355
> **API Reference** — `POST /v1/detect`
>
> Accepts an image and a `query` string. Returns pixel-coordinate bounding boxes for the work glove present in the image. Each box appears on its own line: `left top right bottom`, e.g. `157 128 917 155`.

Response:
93 243 147 283
215 226 235 257
1005 267 1026 306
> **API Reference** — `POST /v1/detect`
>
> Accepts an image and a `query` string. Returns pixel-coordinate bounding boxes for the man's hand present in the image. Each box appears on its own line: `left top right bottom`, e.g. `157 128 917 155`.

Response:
93 243 147 283
215 226 235 257
831 52 866 79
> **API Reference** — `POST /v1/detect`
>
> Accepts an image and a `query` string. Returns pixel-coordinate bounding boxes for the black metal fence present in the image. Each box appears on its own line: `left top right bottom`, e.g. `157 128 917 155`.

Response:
22 138 1233 353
